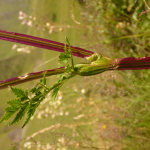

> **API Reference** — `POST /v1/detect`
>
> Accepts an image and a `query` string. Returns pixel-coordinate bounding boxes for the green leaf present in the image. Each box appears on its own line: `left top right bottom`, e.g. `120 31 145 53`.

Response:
50 75 67 101
7 99 22 107
9 102 29 126
10 87 28 99
0 106 19 123
29 87 37 93
51 85 62 101
22 102 40 128
59 53 71 62
35 90 42 96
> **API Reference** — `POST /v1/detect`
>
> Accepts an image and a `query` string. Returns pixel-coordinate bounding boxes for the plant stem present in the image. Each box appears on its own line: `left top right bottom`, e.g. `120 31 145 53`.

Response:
0 29 94 58
0 67 66 90
116 57 150 70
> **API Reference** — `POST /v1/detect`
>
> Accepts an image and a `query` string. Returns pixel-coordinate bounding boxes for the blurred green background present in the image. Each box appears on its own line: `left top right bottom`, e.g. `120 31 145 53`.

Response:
0 0 150 149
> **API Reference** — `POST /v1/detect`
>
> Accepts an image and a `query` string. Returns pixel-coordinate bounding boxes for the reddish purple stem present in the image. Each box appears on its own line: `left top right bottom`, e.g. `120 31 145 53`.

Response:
117 57 150 70
0 29 94 58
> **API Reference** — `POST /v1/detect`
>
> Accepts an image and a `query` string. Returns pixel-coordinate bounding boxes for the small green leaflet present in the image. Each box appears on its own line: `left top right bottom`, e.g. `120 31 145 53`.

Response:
0 106 20 123
9 102 29 126
59 53 71 62
22 100 41 128
10 86 28 100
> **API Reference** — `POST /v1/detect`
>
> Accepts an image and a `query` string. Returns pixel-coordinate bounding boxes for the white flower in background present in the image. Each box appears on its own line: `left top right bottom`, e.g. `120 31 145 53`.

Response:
46 144 52 149
49 28 53 34
17 47 30 53
30 116 34 120
57 100 61 105
25 49 30 53
49 26 54 34
12 44 17 50
24 142 31 148
37 143 41 148
60 111 63 116
52 114 55 119
17 48 24 52
37 113 42 119
46 22 50 27
19 11 23 16
58 95 62 100
45 107 49 113
33 17 36 20
81 88 85 94
27 20 33 26
58 137 65 144
45 113 48 117
59 27 63 31
21 19 27 25
65 112 69 116
18 16 24 20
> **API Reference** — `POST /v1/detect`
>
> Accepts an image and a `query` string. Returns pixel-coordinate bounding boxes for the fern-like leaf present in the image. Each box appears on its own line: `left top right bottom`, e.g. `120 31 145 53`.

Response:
9 102 29 126
22 102 40 128
7 99 22 107
10 86 28 99
0 106 19 123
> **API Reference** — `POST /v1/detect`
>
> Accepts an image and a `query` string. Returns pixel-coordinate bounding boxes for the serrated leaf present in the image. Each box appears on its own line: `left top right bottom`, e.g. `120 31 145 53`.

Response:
7 99 22 107
22 102 40 128
0 106 19 123
5 106 19 112
50 75 67 101
9 102 29 126
51 85 62 101
22 113 32 128
35 90 42 96
29 87 37 93
25 90 28 96
36 85 43 91
59 53 71 62
10 87 28 99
